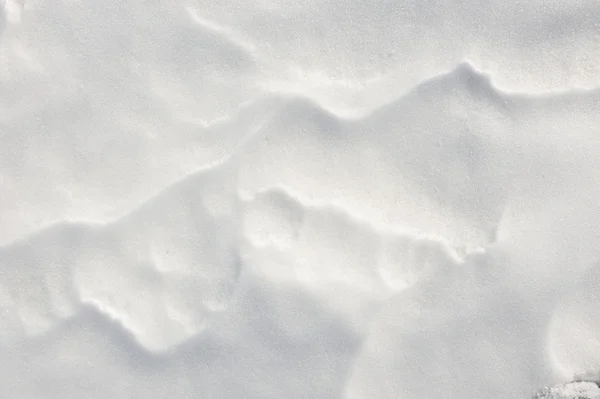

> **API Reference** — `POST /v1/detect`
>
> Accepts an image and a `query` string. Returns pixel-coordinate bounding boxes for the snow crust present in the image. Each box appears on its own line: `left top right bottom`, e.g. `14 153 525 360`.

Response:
2 0 600 397
534 381 600 399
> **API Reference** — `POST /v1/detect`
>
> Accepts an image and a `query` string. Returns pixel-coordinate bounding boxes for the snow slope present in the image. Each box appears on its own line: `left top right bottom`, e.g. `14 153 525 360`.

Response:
1 0 600 398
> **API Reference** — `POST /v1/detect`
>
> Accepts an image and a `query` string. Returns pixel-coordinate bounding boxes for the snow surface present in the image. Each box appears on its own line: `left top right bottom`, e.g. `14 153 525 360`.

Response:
1 0 600 398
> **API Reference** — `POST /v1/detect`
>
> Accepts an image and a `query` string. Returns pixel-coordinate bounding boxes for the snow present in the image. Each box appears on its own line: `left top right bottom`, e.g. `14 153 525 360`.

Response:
1 0 600 398
534 381 600 399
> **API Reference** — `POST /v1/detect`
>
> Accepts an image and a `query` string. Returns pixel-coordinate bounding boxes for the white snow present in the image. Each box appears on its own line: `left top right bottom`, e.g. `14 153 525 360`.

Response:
534 381 600 399
1 0 600 398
